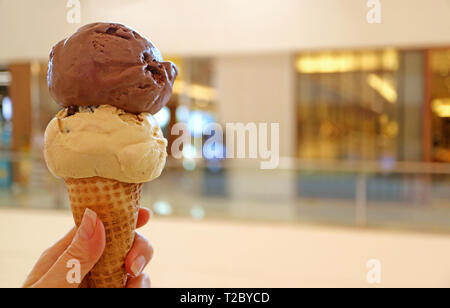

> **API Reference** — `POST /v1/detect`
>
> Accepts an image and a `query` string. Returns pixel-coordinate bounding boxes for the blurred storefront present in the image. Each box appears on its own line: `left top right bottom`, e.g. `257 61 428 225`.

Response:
1 46 450 230
0 69 12 188
3 48 448 184
430 49 450 162
295 48 450 163
2 1 450 289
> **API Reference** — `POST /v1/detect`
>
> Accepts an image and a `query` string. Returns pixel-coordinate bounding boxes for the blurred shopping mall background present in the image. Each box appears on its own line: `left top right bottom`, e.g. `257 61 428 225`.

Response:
0 0 450 287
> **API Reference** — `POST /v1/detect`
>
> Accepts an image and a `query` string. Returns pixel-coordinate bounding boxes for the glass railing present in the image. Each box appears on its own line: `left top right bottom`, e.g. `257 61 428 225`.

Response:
1 151 450 233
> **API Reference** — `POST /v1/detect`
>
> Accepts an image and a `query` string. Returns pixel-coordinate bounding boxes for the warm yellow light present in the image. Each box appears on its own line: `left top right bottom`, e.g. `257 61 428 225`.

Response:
296 53 355 74
172 80 216 102
433 98 450 117
340 52 357 72
296 50 399 74
361 52 378 71
319 53 339 73
164 57 184 79
379 114 389 125
296 56 320 73
385 121 398 138
382 49 399 71
190 84 216 101
172 80 185 94
430 49 450 73
367 74 397 103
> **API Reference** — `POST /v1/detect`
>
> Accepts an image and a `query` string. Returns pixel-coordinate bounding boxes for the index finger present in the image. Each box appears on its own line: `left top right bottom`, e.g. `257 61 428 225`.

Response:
136 207 152 229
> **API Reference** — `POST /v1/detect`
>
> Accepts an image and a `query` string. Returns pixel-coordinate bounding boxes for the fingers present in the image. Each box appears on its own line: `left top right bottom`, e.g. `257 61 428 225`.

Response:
26 207 151 288
125 232 154 278
126 273 151 288
136 207 152 229
23 227 76 287
32 209 106 288
126 209 153 287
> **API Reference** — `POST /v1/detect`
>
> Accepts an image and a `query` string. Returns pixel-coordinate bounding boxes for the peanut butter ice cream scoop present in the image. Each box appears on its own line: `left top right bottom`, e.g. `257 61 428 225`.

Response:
47 22 177 114
44 105 167 183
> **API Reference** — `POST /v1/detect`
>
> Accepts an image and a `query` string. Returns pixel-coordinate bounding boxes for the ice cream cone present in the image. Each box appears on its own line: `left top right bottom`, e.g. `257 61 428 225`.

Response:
44 22 176 288
65 176 143 288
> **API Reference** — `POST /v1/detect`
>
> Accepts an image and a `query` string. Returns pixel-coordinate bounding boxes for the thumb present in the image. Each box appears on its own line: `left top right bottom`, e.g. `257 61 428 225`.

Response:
33 208 106 288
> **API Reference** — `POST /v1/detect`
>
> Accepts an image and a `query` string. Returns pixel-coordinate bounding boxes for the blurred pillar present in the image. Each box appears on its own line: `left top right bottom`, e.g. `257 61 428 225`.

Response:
423 50 432 162
215 54 296 158
397 51 425 161
9 63 32 184
215 54 297 203
166 95 178 156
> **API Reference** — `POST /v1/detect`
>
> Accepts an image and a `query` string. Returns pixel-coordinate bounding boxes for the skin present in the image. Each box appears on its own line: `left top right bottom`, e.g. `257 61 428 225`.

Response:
23 208 154 288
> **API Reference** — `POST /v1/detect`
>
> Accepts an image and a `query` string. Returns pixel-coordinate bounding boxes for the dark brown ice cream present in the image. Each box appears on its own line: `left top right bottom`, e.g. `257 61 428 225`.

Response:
47 23 177 114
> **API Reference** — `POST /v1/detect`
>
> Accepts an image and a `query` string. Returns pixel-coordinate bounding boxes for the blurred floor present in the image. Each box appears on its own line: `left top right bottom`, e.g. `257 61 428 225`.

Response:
1 208 450 287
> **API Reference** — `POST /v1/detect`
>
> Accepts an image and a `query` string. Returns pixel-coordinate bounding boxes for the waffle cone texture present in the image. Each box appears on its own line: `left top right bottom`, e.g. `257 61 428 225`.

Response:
65 177 143 288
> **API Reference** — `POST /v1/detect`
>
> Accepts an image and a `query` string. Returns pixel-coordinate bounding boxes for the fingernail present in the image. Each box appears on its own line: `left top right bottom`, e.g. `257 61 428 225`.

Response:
78 208 97 241
131 256 146 277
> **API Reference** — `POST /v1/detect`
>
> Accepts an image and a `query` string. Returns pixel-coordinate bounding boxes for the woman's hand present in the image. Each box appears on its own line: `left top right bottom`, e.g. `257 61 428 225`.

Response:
23 207 154 288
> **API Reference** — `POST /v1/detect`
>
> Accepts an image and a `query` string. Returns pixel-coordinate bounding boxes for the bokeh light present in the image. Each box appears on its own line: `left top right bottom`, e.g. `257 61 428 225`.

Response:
153 200 172 216
2 96 12 121
182 143 197 159
182 158 196 171
190 205 205 220
176 105 190 122
153 106 171 127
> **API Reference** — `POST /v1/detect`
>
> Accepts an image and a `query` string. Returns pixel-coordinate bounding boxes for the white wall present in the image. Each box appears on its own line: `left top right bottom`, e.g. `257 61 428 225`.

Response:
215 54 297 199
1 0 450 62
216 54 296 157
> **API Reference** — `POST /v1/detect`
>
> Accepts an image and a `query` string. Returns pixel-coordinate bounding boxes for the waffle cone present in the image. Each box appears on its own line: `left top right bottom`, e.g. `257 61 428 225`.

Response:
65 177 143 288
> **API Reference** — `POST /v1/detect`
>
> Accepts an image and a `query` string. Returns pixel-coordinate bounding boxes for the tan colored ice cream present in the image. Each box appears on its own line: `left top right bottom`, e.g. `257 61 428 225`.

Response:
44 104 167 183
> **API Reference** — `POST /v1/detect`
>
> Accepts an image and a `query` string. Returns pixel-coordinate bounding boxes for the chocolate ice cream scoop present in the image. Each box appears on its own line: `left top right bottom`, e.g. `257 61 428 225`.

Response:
47 23 177 114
